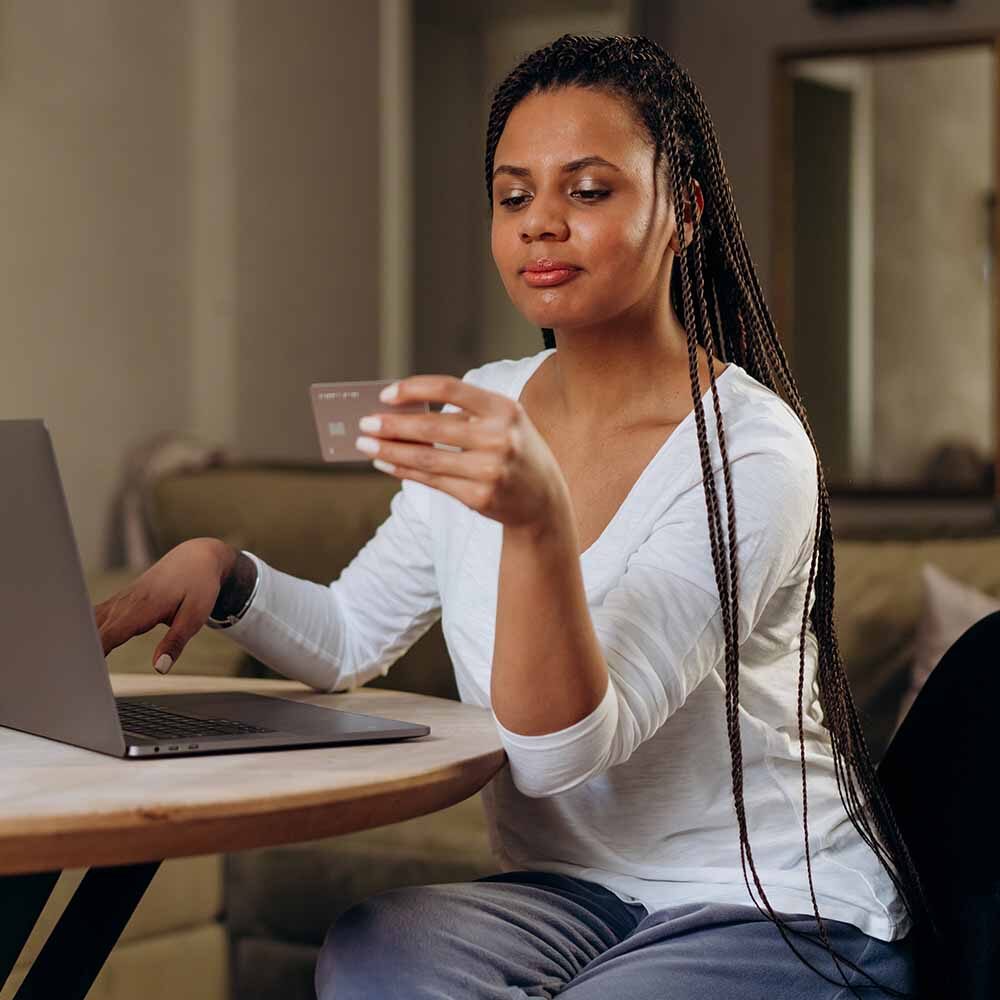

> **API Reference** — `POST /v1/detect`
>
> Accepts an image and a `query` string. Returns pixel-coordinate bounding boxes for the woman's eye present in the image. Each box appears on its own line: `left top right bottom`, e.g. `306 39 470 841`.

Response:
499 189 610 208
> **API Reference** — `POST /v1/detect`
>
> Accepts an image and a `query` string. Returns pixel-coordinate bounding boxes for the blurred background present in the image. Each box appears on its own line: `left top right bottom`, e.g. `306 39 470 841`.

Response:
0 0 998 579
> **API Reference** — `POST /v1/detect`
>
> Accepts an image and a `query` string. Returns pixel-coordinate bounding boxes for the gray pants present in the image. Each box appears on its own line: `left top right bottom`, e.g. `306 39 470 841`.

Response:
315 870 916 999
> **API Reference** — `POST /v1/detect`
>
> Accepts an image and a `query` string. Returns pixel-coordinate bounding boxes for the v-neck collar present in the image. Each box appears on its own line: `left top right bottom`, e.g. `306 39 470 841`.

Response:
511 348 741 563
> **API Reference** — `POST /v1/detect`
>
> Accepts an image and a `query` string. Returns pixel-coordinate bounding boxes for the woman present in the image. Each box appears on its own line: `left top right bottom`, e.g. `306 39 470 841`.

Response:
305 34 924 997
100 33 924 999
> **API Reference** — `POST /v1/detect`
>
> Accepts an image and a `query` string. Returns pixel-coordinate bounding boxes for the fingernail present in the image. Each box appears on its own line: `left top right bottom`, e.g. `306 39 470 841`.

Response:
355 435 380 454
154 654 173 674
379 382 399 402
358 415 381 432
372 458 395 474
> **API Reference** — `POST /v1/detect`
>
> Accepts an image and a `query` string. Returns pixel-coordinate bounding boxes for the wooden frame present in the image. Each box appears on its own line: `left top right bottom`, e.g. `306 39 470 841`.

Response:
771 31 1000 503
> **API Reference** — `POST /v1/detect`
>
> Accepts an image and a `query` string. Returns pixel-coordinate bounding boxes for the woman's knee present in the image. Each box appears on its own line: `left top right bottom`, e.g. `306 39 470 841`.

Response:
314 886 434 1000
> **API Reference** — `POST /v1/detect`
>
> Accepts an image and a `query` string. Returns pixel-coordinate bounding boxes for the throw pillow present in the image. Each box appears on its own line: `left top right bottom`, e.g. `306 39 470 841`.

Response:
893 562 1000 734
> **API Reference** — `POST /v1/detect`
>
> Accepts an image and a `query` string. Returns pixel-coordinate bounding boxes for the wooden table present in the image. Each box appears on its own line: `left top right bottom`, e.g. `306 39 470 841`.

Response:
0 675 507 999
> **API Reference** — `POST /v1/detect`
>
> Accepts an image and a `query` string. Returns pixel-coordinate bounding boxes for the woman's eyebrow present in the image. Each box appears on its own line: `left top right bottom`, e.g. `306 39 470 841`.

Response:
491 155 621 182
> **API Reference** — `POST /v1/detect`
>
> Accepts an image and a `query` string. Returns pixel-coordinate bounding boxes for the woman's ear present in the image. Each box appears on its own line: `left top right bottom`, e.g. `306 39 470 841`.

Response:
669 178 705 253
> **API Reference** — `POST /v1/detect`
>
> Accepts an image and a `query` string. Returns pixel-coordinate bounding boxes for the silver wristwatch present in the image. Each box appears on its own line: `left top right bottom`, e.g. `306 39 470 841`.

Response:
206 551 261 629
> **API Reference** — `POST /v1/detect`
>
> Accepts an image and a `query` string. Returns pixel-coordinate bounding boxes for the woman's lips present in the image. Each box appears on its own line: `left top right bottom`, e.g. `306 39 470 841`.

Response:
521 268 581 287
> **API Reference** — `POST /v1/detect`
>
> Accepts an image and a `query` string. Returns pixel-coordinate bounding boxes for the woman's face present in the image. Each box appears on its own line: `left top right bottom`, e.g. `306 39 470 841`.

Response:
490 85 679 334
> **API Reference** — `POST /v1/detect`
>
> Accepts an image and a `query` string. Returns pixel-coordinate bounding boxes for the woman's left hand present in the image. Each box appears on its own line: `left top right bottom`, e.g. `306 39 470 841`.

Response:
355 375 571 534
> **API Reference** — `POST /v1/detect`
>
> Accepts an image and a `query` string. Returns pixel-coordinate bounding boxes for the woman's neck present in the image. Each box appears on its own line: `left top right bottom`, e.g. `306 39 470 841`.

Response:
537 335 725 437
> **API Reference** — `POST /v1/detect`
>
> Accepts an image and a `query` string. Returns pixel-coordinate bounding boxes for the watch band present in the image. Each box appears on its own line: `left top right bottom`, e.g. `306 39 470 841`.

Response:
206 550 261 630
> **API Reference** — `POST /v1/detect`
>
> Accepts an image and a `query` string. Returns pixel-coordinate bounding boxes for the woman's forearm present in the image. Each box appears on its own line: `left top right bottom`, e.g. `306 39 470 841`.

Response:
490 508 609 735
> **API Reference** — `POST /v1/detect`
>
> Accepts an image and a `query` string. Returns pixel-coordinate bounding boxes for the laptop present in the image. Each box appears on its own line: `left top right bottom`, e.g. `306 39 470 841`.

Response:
0 418 430 758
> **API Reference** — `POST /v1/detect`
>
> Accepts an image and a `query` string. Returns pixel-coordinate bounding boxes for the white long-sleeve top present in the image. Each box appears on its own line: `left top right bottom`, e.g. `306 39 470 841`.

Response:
224 347 909 942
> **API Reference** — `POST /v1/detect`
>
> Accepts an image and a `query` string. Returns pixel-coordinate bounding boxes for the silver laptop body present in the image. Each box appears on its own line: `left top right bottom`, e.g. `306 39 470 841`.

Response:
0 419 430 758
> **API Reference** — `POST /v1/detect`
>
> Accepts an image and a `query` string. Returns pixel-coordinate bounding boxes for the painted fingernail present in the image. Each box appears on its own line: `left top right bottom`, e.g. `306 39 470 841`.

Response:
379 382 399 402
372 458 395 473
154 654 173 674
355 435 380 454
358 415 381 432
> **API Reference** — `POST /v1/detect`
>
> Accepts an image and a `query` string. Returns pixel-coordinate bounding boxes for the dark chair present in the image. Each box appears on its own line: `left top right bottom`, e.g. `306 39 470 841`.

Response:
877 609 1000 999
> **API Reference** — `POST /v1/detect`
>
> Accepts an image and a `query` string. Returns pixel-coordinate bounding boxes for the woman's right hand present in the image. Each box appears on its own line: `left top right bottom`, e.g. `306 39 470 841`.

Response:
93 538 236 674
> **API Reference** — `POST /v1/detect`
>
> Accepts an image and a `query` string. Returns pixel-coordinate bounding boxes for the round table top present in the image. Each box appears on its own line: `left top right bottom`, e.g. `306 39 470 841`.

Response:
0 675 507 875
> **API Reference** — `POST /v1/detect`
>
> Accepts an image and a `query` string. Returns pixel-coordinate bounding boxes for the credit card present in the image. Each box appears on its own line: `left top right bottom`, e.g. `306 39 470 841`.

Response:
309 379 430 463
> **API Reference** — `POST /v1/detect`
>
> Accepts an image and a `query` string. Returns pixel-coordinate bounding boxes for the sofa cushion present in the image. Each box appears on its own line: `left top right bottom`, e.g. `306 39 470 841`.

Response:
225 792 496 947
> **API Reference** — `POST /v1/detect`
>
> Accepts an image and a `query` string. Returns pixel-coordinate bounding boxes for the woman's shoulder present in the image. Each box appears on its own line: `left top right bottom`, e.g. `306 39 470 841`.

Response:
644 363 818 528
443 350 552 412
721 363 815 468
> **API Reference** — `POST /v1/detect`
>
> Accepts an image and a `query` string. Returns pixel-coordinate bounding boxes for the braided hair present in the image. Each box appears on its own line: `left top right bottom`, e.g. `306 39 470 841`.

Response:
484 34 931 997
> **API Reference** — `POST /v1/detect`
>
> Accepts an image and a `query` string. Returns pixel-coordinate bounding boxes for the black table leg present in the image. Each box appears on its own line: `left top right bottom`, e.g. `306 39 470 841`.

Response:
0 871 60 989
8 860 160 1000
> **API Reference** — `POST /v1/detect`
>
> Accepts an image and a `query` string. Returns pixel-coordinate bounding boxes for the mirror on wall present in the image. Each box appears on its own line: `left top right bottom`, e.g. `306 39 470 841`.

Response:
772 37 998 498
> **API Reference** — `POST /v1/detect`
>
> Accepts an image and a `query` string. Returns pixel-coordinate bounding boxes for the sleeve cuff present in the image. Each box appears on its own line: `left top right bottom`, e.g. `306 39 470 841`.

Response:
491 678 619 797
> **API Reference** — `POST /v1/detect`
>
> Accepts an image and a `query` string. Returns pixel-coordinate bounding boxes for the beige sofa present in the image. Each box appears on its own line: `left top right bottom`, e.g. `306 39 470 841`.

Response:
10 461 996 1000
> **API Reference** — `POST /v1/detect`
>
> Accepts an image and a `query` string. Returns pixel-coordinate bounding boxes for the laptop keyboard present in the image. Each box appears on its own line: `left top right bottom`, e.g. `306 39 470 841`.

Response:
117 699 276 740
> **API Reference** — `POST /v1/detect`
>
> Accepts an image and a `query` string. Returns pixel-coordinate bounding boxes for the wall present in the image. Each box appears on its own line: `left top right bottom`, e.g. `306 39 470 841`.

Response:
412 1 486 378
232 0 382 463
0 0 191 573
0 0 384 573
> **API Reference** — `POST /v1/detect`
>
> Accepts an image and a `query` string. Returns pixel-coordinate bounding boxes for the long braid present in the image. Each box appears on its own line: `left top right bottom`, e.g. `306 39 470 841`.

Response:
674 122 860 988
484 34 933 997
687 67 928 906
